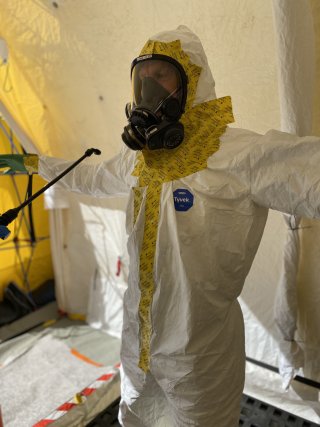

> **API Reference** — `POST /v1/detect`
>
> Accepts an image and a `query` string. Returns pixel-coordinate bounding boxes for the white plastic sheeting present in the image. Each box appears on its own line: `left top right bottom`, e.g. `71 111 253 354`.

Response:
274 214 304 390
245 361 320 424
272 0 315 389
240 0 320 391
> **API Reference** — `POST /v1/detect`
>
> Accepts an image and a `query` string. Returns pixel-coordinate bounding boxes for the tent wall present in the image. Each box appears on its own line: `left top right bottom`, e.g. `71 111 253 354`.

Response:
0 120 53 298
241 0 320 384
297 0 320 382
0 0 319 391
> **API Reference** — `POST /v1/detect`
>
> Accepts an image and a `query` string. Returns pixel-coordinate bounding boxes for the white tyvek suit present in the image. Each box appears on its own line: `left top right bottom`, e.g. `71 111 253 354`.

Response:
39 26 320 427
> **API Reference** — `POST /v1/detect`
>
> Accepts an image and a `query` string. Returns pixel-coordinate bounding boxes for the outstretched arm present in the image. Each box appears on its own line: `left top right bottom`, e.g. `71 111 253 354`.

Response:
250 129 320 218
38 147 137 198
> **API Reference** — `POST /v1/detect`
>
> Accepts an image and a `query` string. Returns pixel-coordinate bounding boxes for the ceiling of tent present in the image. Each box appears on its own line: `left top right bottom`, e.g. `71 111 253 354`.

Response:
0 0 133 159
0 0 282 161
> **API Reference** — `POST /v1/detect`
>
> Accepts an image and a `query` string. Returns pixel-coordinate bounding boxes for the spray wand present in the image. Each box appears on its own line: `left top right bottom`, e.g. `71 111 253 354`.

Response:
0 148 101 240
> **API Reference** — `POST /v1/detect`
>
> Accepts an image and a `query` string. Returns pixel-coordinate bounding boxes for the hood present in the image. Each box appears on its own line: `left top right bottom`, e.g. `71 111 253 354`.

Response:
151 25 217 106
132 26 234 187
139 25 217 110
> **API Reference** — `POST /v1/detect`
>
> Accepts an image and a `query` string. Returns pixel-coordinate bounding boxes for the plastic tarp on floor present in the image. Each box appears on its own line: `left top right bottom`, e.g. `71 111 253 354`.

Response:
0 314 121 427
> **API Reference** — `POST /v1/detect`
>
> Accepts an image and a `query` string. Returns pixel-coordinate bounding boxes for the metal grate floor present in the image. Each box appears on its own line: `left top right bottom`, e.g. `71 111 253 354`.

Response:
88 394 319 427
87 398 121 426
239 395 318 427
239 394 319 427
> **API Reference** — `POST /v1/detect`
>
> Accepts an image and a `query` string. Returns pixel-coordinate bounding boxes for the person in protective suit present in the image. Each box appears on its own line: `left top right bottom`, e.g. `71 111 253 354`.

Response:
1 26 320 427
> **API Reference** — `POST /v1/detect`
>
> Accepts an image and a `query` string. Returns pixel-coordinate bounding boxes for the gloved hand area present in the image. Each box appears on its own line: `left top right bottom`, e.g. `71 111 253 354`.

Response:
0 154 38 174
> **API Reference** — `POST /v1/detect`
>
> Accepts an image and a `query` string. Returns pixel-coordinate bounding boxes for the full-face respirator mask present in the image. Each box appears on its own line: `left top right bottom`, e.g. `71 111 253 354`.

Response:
122 54 188 151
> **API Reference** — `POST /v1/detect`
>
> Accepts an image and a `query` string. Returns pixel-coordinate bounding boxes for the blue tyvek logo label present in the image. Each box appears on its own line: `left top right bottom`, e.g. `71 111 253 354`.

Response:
173 189 194 211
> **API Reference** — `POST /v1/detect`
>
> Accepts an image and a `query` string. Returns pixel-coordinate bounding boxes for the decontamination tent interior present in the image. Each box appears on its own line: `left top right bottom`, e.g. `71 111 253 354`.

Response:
0 0 320 426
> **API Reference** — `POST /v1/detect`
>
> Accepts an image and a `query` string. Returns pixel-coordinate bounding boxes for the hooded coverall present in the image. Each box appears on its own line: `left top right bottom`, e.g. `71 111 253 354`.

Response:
39 26 320 427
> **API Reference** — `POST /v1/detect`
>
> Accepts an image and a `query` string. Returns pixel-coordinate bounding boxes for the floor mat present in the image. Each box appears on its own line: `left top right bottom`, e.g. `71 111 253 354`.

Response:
0 335 118 427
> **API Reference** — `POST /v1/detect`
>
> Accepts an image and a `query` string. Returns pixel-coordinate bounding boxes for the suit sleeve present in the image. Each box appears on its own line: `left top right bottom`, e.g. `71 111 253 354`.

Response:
250 129 320 218
38 147 137 198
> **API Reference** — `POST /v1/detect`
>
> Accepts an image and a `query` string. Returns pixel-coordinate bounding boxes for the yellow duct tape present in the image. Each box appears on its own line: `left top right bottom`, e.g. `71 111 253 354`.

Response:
23 154 39 174
137 180 162 370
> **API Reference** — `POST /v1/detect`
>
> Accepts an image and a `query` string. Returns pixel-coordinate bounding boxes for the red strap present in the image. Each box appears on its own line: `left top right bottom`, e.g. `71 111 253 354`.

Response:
33 421 55 427
116 256 122 276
